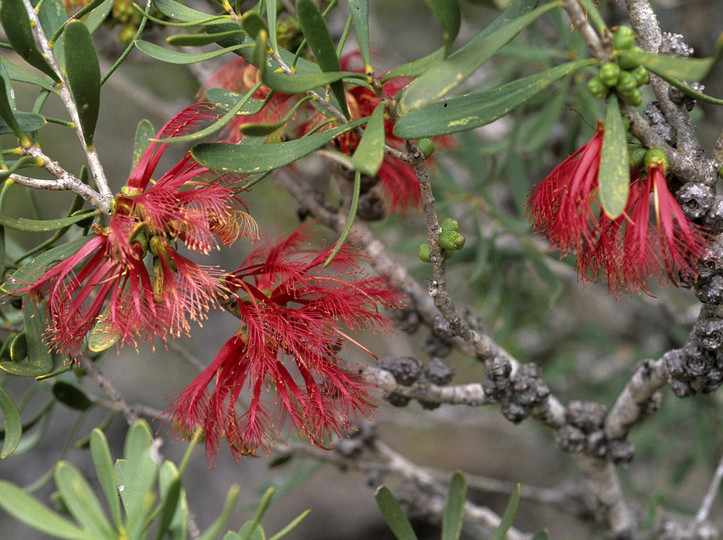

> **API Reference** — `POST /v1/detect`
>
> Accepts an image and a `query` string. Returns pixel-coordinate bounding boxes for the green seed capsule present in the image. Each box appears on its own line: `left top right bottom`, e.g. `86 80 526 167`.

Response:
616 70 638 93
618 47 643 70
599 62 621 87
440 218 460 233
612 26 635 50
587 76 609 99
418 243 431 263
630 65 649 86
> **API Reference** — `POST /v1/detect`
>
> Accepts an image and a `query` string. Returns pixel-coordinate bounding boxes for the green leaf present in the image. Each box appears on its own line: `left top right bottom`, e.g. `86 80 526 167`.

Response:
348 0 371 72
0 113 46 136
52 381 94 411
375 486 418 540
0 0 61 83
166 29 245 46
237 522 264 540
251 29 268 79
0 209 99 232
117 420 159 540
85 0 115 34
490 484 520 540
157 461 188 540
90 429 124 529
63 21 101 148
0 57 56 92
196 485 240 540
267 509 309 540
204 88 267 116
0 65 27 142
241 11 268 39
351 103 385 175
531 530 550 540
575 0 606 33
87 312 121 353
442 471 466 540
153 0 216 23
656 72 723 106
296 0 350 118
55 461 116 539
599 97 629 219
617 35 723 81
239 95 313 137
9 332 27 362
0 386 22 458
132 119 155 168
192 117 367 174
261 69 359 95
265 0 278 54
0 300 55 377
38 0 67 62
398 0 551 112
424 0 460 54
0 480 96 539
135 40 251 64
2 237 88 296
382 47 445 81
239 487 274 540
394 59 592 138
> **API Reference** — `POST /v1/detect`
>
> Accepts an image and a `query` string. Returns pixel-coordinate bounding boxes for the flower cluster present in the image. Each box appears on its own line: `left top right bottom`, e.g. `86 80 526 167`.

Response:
202 52 450 214
527 131 710 294
168 226 405 461
13 104 254 354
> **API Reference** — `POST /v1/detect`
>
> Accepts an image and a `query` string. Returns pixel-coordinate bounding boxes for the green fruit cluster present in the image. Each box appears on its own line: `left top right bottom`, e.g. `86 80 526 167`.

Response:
587 26 649 107
418 218 467 262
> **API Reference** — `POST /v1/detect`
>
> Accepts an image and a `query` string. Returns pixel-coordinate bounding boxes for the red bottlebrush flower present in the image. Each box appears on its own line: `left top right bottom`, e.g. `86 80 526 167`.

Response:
168 225 406 461
527 130 604 254
529 137 710 295
13 104 253 354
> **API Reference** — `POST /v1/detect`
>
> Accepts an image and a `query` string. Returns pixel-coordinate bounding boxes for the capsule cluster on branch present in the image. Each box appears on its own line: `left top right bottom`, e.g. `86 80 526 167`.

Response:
664 338 723 397
378 355 456 408
334 421 379 459
482 358 550 424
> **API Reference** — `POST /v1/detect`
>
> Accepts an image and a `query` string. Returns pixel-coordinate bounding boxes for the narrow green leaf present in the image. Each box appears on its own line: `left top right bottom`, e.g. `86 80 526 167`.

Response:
0 113 46 136
398 0 551 112
0 65 27 142
237 522 264 540
87 311 120 353
241 11 268 39
118 420 158 539
90 429 124 529
167 30 244 46
252 29 268 79
382 48 445 81
192 117 367 173
576 0 606 33
152 0 218 23
204 88 267 115
656 72 723 105
0 209 99 232
239 95 313 136
52 381 94 411
196 485 240 540
351 103 385 175
490 484 521 540
599 97 629 219
38 0 67 62
296 0 350 118
262 69 360 95
348 0 372 72
442 471 466 540
375 486 418 540
0 0 61 83
157 461 188 540
154 464 183 540
0 56 56 92
0 480 96 539
9 333 27 362
239 487 275 540
267 510 310 540
55 461 116 539
3 300 55 377
617 35 723 81
133 119 155 168
85 0 115 34
2 237 88 296
424 0 461 54
63 21 101 148
265 0 279 54
395 60 592 138
0 386 22 458
324 169 361 267
135 40 251 64
531 530 550 540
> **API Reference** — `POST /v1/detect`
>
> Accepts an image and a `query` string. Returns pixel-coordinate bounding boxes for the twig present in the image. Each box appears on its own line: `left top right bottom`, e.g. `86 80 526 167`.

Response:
76 356 139 425
560 0 605 59
692 454 723 529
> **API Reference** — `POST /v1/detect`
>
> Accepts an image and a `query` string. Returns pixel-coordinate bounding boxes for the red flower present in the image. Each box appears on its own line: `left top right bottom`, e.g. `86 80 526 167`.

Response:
168 226 406 461
14 105 252 354
527 130 604 254
528 137 710 294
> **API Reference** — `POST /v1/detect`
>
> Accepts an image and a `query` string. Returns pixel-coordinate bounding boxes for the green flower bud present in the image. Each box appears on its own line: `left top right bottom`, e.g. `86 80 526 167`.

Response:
644 148 669 172
417 138 436 159
621 87 643 107
618 47 643 70
612 26 636 50
628 145 647 170
630 65 649 86
418 243 431 263
587 76 609 99
438 230 466 251
599 62 621 87
616 70 638 93
440 217 460 233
